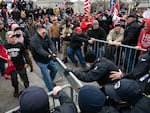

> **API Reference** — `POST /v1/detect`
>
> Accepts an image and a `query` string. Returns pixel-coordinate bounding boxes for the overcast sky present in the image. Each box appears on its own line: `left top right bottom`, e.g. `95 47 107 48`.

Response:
71 0 78 2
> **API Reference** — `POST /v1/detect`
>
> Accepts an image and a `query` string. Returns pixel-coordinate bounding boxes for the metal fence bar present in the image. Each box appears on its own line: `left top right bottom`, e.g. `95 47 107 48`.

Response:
93 39 147 74
56 57 83 90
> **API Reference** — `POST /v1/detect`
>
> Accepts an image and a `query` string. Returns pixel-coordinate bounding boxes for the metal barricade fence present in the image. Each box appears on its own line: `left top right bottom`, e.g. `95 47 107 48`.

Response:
55 57 83 92
5 84 73 113
93 39 146 74
5 57 84 113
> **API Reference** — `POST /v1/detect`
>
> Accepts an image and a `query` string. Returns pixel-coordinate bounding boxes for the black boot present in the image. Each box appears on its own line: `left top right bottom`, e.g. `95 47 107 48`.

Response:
30 66 33 72
62 58 68 63
24 83 29 88
13 87 19 97
64 58 68 63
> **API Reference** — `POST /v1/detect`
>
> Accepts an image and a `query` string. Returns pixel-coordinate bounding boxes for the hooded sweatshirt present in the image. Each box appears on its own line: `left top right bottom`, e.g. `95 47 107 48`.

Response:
137 19 150 54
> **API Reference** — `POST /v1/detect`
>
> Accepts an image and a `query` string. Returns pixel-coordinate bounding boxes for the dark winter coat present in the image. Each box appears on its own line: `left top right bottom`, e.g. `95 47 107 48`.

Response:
30 33 56 64
69 32 89 50
73 57 120 86
122 21 142 46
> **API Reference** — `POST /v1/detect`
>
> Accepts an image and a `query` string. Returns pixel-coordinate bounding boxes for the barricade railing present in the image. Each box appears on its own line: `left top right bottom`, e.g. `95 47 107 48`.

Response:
56 57 83 92
93 39 147 74
5 84 73 113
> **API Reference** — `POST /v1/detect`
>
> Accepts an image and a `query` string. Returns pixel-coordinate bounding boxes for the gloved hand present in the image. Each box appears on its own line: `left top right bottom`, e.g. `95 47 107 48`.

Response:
52 54 57 61
64 68 73 76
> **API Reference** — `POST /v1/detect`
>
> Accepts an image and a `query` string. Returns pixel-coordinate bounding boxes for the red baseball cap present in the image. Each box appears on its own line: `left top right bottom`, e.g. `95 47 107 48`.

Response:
76 27 82 32
44 17 49 22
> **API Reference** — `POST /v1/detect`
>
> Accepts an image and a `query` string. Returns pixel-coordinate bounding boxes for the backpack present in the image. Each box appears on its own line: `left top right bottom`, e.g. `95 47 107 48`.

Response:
20 10 26 18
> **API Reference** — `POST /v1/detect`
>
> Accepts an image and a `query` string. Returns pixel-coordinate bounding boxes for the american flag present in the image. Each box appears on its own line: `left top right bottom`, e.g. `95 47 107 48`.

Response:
84 0 91 14
110 0 119 16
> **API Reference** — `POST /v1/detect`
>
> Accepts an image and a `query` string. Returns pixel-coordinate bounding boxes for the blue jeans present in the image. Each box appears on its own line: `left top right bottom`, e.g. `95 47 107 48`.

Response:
92 46 103 57
51 37 61 51
36 60 58 91
67 47 85 65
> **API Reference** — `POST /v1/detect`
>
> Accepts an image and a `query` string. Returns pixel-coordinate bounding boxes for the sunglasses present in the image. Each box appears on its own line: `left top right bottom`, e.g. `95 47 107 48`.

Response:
9 35 16 38
53 20 56 22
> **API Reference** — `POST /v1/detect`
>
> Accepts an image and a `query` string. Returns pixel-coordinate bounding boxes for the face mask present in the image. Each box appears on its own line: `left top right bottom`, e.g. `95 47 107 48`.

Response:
102 16 107 21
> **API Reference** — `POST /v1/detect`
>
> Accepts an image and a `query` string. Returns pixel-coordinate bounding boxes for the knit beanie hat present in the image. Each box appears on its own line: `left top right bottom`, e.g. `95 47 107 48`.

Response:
78 85 106 113
84 51 97 63
92 20 99 26
19 86 50 113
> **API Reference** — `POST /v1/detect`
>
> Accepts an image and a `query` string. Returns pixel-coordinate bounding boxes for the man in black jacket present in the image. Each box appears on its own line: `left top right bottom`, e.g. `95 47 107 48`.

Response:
87 20 106 57
30 26 58 91
67 27 94 68
65 51 123 86
114 13 142 73
13 86 78 113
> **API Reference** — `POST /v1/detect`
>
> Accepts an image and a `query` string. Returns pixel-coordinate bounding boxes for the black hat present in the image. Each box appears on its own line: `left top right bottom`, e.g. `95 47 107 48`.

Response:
78 85 106 113
105 79 142 104
19 86 50 113
84 51 97 63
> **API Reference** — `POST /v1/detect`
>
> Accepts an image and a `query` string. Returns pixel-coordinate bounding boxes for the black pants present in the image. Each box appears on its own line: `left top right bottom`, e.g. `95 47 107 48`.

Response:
10 68 29 90
0 58 5 76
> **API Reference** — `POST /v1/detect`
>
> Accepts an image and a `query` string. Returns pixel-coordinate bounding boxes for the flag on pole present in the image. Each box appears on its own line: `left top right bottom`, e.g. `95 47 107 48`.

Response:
110 0 119 16
110 0 120 27
113 1 119 16
84 0 91 14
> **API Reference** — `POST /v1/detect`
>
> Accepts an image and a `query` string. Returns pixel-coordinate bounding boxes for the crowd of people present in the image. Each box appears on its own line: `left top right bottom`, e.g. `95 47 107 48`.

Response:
0 0 150 113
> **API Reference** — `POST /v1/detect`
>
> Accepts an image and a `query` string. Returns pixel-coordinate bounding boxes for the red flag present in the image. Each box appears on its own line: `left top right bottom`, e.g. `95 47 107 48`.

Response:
0 45 16 80
5 60 16 80
0 45 10 61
